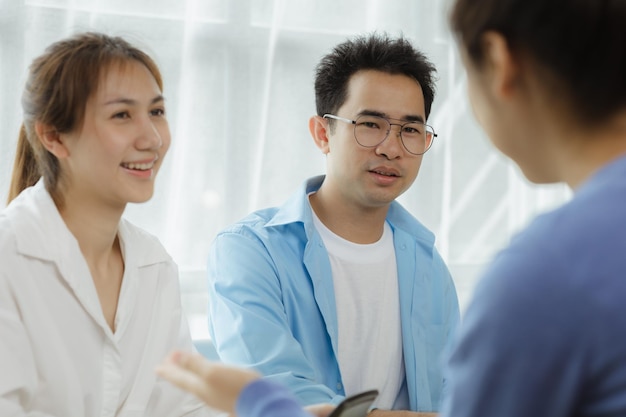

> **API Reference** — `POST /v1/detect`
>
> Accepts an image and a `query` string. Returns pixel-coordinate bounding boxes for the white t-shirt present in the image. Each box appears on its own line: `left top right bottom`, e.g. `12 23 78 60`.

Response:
312 210 407 410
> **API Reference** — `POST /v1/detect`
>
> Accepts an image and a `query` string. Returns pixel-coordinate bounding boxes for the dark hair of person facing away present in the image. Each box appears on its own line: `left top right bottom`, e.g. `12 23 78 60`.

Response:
314 33 437 131
450 0 626 125
7 32 163 206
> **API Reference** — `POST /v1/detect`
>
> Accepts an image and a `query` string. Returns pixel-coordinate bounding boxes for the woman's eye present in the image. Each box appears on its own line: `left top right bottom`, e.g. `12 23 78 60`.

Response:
150 108 165 117
112 111 130 119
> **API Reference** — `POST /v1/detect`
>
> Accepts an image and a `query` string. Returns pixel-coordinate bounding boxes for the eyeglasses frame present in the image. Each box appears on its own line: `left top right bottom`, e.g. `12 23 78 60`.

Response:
322 113 437 155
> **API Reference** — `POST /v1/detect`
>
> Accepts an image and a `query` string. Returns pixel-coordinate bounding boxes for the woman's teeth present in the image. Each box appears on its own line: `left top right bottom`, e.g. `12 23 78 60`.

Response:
122 162 153 171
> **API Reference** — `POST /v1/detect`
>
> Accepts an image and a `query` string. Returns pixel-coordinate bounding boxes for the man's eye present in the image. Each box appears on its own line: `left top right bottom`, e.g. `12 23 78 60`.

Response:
361 122 381 129
403 126 421 134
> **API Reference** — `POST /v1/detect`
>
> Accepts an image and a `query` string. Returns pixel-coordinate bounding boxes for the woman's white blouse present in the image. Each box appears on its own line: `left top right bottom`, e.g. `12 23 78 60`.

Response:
0 181 217 417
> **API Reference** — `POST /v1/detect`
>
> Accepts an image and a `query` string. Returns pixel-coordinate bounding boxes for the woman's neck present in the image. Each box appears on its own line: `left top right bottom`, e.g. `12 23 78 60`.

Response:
56 191 125 332
556 111 626 190
57 195 124 263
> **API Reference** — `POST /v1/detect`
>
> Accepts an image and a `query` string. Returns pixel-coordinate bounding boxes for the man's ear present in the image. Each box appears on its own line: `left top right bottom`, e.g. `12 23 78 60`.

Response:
480 31 519 99
34 122 69 158
309 115 331 155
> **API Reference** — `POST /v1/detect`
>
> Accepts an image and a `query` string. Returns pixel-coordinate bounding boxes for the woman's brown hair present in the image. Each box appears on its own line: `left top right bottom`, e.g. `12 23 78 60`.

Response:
7 32 163 205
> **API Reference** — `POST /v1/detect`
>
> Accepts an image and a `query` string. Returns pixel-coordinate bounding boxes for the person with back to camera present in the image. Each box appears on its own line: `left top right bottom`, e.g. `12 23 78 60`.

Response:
205 32 460 416
439 0 626 416
0 32 219 416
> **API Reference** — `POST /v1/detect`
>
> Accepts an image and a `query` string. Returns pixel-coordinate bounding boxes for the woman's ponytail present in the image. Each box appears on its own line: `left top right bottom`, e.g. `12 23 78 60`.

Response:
7 124 40 204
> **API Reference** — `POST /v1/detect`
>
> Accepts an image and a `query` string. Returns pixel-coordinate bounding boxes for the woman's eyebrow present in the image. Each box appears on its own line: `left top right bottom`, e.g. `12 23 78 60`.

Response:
103 94 165 106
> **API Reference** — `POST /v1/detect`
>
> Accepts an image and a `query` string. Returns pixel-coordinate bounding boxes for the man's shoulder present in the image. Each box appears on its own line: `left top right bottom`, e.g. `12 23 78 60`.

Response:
387 201 435 245
214 204 310 249
220 206 282 234
218 179 314 238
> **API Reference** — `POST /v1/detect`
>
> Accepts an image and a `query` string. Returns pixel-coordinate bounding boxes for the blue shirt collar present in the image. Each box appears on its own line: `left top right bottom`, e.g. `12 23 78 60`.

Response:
265 175 435 245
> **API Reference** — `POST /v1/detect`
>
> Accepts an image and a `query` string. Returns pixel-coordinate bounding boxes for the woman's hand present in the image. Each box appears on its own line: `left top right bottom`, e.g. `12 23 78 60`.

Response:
305 403 337 417
156 350 260 415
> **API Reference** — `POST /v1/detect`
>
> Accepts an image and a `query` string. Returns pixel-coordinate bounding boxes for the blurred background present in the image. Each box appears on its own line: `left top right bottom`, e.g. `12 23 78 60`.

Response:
0 0 570 340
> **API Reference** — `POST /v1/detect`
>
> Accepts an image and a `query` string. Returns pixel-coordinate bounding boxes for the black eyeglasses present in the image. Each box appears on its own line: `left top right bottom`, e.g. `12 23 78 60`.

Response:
323 113 437 155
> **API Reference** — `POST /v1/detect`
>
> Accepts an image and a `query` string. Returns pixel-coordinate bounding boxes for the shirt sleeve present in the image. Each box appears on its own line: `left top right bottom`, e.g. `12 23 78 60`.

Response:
208 230 343 406
432 246 461 336
431 247 461 408
145 261 221 417
236 379 313 417
0 277 57 417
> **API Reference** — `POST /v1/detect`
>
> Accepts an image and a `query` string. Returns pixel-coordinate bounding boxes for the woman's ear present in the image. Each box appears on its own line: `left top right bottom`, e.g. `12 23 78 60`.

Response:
480 31 519 99
309 115 331 155
35 122 69 158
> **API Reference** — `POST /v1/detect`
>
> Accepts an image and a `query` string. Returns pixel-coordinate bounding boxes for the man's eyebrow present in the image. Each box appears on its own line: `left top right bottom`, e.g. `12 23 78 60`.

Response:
103 95 165 106
358 109 386 118
358 109 425 123
402 114 425 123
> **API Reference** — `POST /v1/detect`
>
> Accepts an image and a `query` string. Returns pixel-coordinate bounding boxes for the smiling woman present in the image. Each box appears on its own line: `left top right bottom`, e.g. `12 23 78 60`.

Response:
58 60 169 210
0 32 216 416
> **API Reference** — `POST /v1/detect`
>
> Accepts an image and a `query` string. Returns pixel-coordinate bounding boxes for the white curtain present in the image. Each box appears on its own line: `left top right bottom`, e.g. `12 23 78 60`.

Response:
0 0 570 339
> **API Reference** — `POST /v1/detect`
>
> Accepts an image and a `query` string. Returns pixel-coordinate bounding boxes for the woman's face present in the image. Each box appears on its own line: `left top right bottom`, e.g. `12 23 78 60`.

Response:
462 41 557 184
59 60 170 208
464 55 509 153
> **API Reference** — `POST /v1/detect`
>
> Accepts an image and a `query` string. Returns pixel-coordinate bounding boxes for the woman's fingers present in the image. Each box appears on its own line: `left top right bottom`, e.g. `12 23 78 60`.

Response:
156 350 261 415
305 403 336 417
156 353 207 397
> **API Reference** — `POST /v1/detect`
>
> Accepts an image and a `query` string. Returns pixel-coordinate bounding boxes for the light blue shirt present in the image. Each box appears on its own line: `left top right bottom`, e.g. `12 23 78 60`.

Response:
208 175 460 411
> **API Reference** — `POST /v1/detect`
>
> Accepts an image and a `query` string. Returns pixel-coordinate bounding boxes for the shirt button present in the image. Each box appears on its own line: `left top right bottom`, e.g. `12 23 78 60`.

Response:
336 382 343 391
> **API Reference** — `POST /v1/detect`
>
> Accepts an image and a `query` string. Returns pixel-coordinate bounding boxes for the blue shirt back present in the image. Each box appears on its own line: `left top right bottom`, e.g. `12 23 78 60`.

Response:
442 155 626 417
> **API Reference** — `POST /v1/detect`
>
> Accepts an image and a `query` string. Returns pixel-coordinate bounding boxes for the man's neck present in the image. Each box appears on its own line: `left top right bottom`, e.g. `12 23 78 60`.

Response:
308 190 390 244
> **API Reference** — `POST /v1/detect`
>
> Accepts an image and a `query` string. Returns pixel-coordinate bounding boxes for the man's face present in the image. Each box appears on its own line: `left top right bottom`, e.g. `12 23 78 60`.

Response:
321 69 428 212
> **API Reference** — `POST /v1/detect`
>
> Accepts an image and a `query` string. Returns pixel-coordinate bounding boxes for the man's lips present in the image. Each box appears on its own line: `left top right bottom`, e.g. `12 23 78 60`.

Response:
369 167 400 177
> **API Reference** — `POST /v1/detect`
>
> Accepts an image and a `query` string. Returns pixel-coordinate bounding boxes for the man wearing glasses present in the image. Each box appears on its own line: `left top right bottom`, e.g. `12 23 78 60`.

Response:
207 33 459 416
